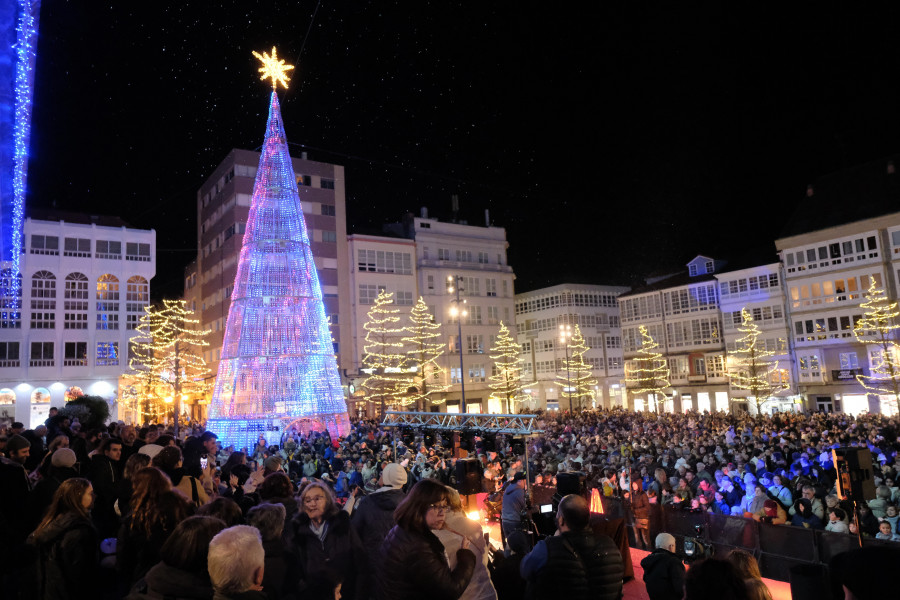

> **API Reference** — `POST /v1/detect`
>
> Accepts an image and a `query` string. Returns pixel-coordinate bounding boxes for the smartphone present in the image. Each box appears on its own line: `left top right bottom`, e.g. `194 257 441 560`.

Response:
200 456 208 470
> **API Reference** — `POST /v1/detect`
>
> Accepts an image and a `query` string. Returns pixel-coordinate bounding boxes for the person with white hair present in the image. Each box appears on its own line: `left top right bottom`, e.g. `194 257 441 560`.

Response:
207 525 266 599
640 533 685 600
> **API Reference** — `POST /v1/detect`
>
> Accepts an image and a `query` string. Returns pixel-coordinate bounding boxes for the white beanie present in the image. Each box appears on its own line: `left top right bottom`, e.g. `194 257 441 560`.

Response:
382 463 408 489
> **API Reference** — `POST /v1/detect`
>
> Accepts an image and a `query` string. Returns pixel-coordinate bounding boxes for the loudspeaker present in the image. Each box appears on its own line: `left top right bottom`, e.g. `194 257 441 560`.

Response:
833 447 877 502
788 563 829 600
455 458 483 495
556 471 587 497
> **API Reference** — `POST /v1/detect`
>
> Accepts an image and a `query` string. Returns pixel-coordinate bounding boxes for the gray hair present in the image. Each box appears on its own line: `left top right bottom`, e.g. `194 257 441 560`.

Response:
247 502 286 542
655 532 676 550
208 525 265 594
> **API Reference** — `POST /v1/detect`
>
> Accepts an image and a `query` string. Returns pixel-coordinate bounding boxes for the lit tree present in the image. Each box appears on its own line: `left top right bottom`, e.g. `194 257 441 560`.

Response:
556 325 597 411
124 305 171 422
361 290 413 417
488 321 526 413
402 297 449 410
854 281 900 414
728 308 786 416
625 325 670 412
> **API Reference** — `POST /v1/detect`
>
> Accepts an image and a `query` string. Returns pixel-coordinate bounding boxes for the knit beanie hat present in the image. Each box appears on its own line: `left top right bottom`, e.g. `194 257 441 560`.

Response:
51 447 77 468
382 463 408 488
6 434 29 453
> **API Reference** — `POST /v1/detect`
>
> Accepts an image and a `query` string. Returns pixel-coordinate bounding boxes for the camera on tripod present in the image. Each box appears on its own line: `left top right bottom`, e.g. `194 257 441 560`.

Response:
682 524 713 562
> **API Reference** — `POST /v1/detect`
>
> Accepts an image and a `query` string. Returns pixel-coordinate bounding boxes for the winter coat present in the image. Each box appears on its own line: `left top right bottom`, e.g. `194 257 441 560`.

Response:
352 488 406 550
433 512 498 600
522 530 623 600
640 548 685 600
289 509 366 600
25 511 99 600
501 484 526 522
376 524 476 600
125 561 215 600
261 537 300 600
30 466 79 524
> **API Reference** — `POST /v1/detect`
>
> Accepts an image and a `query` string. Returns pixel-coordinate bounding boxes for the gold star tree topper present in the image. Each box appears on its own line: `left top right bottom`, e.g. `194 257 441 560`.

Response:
252 46 294 90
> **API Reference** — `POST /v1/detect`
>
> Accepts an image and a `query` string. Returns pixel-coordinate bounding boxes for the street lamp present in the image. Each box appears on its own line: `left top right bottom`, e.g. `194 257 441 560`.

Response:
448 275 468 414
559 323 573 413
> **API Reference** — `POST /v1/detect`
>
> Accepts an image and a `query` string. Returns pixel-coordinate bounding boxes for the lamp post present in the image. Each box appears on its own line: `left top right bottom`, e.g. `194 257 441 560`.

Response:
448 275 468 414
559 323 573 413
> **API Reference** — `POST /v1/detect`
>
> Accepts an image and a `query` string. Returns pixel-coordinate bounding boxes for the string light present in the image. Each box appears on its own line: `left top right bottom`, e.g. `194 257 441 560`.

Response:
555 325 597 411
854 281 900 413
207 91 349 447
488 321 526 413
360 290 413 415
625 325 671 411
252 46 294 90
402 297 450 407
728 307 787 415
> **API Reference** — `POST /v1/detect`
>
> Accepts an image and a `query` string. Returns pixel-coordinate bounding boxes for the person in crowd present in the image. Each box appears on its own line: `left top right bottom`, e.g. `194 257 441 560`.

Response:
683 558 750 600
826 508 850 534
151 445 210 507
640 532 685 600
627 478 652 549
500 471 527 545
875 520 900 541
431 486 497 600
289 480 364 599
198 496 246 527
377 479 475 600
520 494 623 600
89 436 124 537
726 548 771 600
247 502 297 600
866 485 892 518
125 515 226 599
352 461 407 548
117 467 193 591
207 525 267 599
31 447 79 523
25 477 99 600
257 470 298 522
790 497 823 529
116 453 151 518
245 455 284 493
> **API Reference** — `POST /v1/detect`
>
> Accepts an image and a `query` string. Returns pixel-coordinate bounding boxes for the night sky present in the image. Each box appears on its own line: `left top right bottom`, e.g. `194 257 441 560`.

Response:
24 3 900 300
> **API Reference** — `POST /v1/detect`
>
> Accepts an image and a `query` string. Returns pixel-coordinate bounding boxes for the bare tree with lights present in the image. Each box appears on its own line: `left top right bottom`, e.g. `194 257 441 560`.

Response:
728 308 786 416
402 297 449 411
854 280 900 414
361 290 413 417
488 321 526 413
625 325 671 412
556 325 598 411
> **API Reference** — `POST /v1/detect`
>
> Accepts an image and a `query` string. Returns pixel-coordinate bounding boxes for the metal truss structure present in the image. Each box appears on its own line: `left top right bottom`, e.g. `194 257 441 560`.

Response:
380 411 542 436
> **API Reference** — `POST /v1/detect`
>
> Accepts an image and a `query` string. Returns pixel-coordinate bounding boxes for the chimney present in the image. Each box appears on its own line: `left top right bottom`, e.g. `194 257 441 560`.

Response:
451 194 459 221
301 151 308 160
421 206 428 218
485 209 490 227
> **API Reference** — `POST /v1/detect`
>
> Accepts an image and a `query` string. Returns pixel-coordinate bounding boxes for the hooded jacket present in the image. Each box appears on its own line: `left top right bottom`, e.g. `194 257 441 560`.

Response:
501 483 526 522
352 488 406 551
640 548 685 600
125 561 215 600
26 511 99 600
289 509 366 600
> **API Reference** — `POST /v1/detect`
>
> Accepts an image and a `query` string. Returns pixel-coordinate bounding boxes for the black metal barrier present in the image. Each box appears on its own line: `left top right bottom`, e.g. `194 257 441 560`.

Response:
594 495 896 583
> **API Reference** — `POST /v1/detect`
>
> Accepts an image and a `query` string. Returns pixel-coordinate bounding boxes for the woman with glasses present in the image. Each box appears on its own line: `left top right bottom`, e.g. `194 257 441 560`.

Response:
288 480 365 600
377 479 476 600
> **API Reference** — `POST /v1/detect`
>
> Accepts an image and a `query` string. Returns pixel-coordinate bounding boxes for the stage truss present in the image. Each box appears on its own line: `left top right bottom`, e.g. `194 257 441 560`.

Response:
380 411 543 436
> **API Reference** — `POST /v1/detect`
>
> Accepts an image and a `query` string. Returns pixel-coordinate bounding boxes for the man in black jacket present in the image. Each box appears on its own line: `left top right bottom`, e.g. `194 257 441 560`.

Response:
520 494 624 600
88 437 122 538
640 532 685 600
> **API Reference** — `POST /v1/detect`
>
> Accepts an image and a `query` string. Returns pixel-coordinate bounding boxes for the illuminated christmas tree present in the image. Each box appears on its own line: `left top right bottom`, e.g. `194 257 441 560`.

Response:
625 325 670 412
123 306 169 422
728 308 786 415
208 49 350 446
854 281 900 414
488 321 526 413
402 297 449 410
556 325 597 412
361 290 413 417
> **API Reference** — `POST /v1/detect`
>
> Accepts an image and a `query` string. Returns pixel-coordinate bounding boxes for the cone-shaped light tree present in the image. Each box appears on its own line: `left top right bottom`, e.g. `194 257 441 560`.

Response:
488 321 526 413
361 290 413 417
556 325 597 412
854 280 900 414
728 308 786 415
625 325 671 412
402 297 449 411
208 50 350 446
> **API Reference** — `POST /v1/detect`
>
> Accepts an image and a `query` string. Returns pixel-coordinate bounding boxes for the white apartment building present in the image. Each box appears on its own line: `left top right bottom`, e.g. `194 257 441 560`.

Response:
514 284 629 411
619 256 729 413
0 214 155 428
775 211 900 415
715 263 798 414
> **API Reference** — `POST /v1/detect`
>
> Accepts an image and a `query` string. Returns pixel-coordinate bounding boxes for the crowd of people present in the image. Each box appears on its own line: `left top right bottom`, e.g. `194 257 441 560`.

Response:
3 405 900 599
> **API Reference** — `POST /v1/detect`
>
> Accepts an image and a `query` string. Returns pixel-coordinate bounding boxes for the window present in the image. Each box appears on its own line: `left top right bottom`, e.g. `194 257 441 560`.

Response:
466 306 482 325
358 284 385 305
30 341 54 367
487 306 499 325
0 268 21 328
97 274 120 330
705 260 714 273
478 251 489 264
486 279 497 297
606 336 621 349
320 178 335 190
689 264 698 276
63 237 91 257
125 242 151 262
64 342 88 366
356 249 412 274
456 250 473 262
450 367 461 384
321 204 336 216
438 248 451 261
798 353 821 378
96 342 119 366
468 364 486 382
694 357 706 375
607 356 622 369
296 174 311 186
0 342 19 367
395 291 414 305
30 235 59 255
322 230 337 243
840 352 859 370
466 334 484 354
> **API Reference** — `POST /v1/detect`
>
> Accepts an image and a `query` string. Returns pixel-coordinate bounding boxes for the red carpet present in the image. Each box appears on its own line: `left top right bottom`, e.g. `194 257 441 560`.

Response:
625 548 792 600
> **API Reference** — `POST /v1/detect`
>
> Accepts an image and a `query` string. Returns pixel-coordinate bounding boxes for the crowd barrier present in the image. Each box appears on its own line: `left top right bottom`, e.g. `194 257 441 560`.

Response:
596 495 897 582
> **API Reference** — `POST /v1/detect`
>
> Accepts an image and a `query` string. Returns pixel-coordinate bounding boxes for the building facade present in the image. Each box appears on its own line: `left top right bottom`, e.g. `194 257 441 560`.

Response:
775 211 900 415
514 284 629 411
195 149 351 377
619 256 730 413
0 215 155 428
